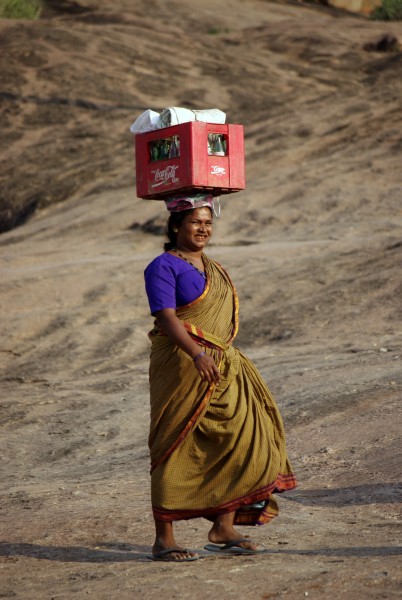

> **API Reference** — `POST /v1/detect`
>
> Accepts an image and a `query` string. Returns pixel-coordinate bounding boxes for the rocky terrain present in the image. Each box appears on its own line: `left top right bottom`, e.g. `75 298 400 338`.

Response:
0 1 401 598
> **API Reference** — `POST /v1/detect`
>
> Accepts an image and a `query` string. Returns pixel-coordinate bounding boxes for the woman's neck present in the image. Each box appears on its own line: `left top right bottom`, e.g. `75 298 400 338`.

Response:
174 245 203 259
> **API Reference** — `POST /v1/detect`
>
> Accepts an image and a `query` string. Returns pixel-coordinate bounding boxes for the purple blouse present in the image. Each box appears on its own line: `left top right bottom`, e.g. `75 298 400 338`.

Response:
144 252 206 315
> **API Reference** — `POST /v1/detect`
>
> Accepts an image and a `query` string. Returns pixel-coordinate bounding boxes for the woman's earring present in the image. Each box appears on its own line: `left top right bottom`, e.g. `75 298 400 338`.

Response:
173 228 178 233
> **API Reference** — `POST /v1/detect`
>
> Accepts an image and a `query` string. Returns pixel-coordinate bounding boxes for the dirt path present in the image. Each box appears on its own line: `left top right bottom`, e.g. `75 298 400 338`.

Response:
1 186 401 599
1 1 402 598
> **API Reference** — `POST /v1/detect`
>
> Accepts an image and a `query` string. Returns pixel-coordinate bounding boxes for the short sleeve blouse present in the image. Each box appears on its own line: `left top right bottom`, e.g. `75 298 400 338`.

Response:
144 252 206 315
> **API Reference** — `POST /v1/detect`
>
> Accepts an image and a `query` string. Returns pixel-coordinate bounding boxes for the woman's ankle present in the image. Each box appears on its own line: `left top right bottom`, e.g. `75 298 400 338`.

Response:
208 512 238 542
153 520 177 550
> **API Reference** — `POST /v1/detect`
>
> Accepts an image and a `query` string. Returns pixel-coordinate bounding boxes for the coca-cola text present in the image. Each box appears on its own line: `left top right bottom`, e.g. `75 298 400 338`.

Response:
151 165 180 188
210 165 226 176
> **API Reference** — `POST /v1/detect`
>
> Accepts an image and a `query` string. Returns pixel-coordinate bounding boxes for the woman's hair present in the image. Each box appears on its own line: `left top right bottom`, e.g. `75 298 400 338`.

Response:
164 210 192 251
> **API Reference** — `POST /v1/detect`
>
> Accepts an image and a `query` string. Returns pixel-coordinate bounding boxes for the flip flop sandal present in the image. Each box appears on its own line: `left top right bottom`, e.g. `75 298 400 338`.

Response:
148 547 199 562
204 538 266 555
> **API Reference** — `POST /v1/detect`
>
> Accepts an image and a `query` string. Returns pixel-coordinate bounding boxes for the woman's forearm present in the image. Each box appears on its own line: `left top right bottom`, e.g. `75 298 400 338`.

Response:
155 308 202 359
155 307 221 384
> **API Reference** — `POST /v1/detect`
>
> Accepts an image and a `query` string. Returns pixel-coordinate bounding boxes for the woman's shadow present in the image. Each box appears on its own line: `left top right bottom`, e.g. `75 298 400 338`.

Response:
1 539 401 562
0 541 150 563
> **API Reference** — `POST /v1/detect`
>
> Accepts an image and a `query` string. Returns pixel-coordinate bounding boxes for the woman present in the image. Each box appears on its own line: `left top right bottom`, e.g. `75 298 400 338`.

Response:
144 193 297 562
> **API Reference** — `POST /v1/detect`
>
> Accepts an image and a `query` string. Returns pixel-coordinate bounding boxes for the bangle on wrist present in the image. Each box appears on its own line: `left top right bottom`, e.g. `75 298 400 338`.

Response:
193 351 206 363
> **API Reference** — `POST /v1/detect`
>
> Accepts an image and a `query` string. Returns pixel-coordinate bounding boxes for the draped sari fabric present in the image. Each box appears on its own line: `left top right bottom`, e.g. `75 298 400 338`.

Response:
148 254 297 525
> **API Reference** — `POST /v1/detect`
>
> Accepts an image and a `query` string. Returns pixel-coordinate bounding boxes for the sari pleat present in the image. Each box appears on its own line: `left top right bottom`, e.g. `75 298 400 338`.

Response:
148 254 297 526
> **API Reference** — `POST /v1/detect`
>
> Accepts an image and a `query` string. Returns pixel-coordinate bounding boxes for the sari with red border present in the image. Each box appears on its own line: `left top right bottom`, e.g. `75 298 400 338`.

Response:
148 253 297 526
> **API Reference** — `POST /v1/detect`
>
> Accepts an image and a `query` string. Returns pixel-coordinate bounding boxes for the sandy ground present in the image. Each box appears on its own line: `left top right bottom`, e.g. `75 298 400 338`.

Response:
1 1 402 598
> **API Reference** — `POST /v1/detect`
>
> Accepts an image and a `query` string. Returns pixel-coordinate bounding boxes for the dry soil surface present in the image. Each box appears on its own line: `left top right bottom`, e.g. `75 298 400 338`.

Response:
0 1 401 599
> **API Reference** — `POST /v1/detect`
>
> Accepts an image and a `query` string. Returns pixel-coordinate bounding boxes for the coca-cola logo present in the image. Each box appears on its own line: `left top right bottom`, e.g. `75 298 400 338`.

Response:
151 165 180 188
211 165 226 176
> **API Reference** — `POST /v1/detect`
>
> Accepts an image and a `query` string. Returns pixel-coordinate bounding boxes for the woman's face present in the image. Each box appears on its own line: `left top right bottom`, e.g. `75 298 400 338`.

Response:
175 207 213 252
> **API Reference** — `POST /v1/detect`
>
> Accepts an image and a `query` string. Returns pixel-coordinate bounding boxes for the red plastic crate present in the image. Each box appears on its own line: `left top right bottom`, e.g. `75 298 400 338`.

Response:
134 121 245 199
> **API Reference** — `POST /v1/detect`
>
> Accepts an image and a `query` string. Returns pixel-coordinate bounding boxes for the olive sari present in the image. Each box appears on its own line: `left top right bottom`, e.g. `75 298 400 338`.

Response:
148 254 297 525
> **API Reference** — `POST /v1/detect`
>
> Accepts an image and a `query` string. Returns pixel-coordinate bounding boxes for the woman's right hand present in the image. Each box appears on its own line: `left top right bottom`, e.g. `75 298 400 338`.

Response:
193 353 221 384
154 309 221 384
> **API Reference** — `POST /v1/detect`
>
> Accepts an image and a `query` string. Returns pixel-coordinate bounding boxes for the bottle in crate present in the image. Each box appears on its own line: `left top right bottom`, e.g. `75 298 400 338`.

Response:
208 134 226 156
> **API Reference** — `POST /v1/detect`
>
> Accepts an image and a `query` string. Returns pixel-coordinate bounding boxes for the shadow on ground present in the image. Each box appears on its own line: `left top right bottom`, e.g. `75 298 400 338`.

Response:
286 483 402 506
1 541 401 562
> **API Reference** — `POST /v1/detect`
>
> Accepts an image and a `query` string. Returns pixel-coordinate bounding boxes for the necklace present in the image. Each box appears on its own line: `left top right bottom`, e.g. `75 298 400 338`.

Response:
172 248 206 280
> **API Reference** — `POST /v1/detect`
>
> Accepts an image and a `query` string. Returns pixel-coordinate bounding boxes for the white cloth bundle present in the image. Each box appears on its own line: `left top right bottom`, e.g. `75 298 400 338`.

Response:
159 107 226 127
129 109 162 134
129 107 226 134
